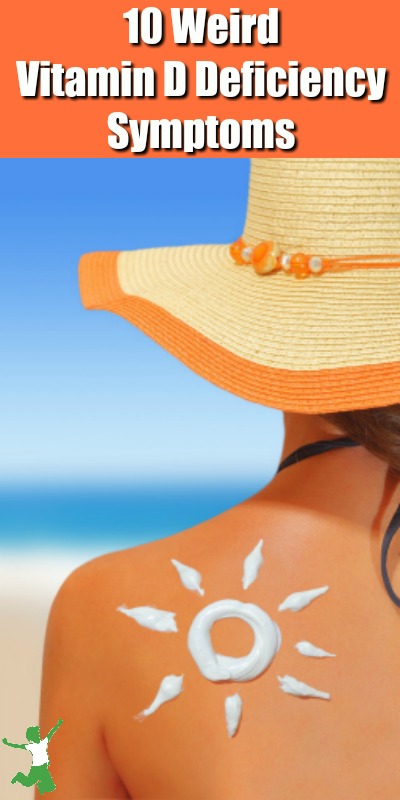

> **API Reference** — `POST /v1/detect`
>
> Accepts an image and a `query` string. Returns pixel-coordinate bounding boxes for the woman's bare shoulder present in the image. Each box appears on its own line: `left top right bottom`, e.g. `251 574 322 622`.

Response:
39 480 400 799
47 496 257 629
49 490 355 623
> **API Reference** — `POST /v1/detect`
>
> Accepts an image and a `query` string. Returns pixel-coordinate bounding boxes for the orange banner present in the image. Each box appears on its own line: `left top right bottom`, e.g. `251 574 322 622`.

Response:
2 0 399 156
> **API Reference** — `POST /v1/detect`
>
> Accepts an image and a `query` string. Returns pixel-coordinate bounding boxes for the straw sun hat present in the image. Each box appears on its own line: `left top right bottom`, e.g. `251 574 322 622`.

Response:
79 159 400 413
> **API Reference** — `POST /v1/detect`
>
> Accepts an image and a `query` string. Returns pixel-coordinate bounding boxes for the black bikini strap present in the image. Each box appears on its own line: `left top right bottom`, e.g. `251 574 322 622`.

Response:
278 438 400 609
278 437 359 473
381 505 400 608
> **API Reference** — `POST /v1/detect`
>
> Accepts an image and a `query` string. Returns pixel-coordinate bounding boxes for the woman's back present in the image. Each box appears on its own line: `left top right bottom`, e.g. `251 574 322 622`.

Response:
38 438 400 799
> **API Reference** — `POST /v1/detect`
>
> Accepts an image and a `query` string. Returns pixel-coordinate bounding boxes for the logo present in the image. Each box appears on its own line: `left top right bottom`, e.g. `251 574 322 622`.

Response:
2 719 63 795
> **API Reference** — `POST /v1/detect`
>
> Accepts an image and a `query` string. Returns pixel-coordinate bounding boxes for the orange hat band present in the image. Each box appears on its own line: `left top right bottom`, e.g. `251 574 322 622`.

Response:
230 237 400 280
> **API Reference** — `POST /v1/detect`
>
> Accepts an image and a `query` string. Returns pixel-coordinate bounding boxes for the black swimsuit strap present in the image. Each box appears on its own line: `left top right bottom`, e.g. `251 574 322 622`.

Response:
278 437 359 472
278 438 400 609
380 505 400 608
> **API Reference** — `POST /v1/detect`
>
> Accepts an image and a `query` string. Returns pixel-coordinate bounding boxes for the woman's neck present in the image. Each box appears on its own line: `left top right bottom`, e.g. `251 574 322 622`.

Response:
272 412 400 534
280 413 345 463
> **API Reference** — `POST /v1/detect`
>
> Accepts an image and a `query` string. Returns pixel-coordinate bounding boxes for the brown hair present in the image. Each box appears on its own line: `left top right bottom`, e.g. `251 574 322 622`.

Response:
322 405 400 476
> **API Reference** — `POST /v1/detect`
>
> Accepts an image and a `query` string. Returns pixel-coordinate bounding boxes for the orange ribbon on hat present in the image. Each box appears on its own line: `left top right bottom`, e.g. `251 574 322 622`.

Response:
230 237 400 280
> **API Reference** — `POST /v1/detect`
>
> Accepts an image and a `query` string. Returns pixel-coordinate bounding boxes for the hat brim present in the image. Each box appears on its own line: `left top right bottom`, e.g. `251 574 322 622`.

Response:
79 245 400 413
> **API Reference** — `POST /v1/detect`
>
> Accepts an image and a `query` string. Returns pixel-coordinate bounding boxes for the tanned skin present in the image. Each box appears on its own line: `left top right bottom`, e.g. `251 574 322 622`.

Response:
37 414 400 799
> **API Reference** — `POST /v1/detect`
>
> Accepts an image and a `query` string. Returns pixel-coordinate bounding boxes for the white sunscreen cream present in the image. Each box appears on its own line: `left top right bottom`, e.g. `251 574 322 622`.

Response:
225 693 243 738
188 599 281 682
278 674 330 700
278 586 329 612
135 674 184 719
171 558 205 596
117 605 178 632
242 539 264 590
295 640 335 658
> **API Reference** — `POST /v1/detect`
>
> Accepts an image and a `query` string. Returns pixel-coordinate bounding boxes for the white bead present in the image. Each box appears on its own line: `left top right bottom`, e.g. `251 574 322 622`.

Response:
281 254 291 271
241 247 253 264
309 256 323 274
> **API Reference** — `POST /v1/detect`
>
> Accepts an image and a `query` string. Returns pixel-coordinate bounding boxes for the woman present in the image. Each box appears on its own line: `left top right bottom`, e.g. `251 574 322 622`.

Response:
38 160 400 799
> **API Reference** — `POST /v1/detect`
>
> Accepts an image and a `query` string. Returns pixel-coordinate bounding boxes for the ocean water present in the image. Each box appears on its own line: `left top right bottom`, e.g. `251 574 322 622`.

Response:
0 478 272 558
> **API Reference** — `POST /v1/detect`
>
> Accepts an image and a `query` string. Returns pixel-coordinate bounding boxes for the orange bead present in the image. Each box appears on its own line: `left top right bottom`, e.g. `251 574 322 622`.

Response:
252 241 269 264
229 237 245 264
290 253 310 280
252 241 281 275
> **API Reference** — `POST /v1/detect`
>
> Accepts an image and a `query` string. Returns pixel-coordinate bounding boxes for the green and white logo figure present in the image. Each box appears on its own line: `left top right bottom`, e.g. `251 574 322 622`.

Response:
3 719 63 794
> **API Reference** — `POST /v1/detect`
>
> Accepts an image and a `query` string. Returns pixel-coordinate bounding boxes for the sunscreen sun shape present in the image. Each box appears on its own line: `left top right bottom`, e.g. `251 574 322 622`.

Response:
171 558 205 596
117 605 178 632
242 539 264 590
135 675 184 719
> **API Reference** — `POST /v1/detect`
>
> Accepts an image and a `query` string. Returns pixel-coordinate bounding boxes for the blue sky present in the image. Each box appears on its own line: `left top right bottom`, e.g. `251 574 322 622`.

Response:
0 158 283 484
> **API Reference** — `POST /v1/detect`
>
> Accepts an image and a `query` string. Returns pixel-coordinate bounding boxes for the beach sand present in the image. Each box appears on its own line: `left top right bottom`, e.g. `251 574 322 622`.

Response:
0 552 88 799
